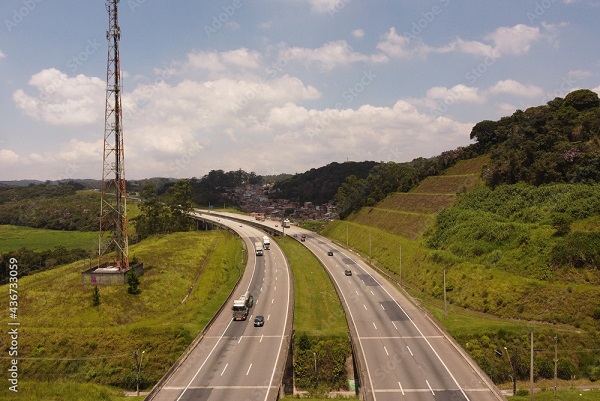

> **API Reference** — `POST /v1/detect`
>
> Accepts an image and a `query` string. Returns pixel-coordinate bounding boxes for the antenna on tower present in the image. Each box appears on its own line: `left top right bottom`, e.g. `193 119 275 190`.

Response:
98 0 129 271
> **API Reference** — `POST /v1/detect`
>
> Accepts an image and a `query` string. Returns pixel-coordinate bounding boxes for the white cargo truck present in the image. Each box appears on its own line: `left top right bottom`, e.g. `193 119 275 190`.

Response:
263 236 270 250
254 241 264 256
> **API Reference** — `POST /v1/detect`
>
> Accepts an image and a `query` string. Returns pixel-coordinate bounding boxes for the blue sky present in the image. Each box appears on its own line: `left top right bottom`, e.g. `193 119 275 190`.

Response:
1 0 599 180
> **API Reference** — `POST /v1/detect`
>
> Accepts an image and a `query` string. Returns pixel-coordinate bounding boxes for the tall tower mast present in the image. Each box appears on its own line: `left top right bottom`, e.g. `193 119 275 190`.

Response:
99 0 128 271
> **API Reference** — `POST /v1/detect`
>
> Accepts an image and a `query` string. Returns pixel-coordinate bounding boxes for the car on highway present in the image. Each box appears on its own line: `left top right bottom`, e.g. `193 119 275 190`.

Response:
254 315 264 327
327 250 334 256
344 269 352 276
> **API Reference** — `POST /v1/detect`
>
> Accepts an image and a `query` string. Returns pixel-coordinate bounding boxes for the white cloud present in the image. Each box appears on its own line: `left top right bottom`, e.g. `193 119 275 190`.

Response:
0 49 5 59
352 29 365 39
306 0 345 13
425 84 485 106
12 68 104 126
282 40 387 70
376 27 426 59
0 149 19 165
382 24 548 60
567 69 593 80
487 80 544 98
181 48 262 73
484 24 542 57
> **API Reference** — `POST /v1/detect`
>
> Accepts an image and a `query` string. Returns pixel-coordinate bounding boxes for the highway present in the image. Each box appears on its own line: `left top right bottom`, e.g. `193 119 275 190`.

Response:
149 216 292 401
204 212 505 401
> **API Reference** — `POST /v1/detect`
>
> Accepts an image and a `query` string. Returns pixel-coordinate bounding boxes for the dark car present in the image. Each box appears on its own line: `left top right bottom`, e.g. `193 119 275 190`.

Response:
327 250 334 256
254 315 264 327
344 269 352 276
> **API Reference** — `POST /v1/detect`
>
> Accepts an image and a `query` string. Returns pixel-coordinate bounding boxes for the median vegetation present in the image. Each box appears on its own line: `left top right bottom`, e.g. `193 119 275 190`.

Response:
277 238 354 397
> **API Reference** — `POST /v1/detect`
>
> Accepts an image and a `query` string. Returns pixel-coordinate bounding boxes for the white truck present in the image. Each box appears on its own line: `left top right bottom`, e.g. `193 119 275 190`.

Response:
232 291 253 320
263 235 270 250
254 241 264 256
282 218 290 228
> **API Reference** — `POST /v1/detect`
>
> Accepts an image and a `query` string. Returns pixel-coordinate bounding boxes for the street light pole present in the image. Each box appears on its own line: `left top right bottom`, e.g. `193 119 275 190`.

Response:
134 349 145 396
504 347 516 396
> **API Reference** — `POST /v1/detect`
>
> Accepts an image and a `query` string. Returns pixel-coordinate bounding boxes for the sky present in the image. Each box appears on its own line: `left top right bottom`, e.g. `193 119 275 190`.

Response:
1 0 599 181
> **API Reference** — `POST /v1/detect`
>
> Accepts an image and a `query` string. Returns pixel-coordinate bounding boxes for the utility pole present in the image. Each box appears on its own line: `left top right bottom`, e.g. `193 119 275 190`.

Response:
399 244 402 286
133 349 145 396
504 346 516 396
346 223 348 246
554 336 558 397
369 232 371 262
443 267 447 320
530 327 534 401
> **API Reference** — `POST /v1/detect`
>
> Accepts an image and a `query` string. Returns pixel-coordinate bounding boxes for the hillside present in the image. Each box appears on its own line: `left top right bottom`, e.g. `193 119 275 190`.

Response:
345 157 486 239
322 91 600 385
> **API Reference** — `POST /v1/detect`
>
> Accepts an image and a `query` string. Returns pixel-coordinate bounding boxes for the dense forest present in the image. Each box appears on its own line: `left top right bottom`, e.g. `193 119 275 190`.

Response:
271 161 378 205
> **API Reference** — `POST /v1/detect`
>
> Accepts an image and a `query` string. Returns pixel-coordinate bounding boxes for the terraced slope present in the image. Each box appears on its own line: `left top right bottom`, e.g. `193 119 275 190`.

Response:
347 156 487 239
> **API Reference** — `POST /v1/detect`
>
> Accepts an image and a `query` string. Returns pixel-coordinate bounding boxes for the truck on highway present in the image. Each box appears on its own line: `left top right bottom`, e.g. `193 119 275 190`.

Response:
282 219 290 228
263 236 270 250
232 291 253 320
254 241 264 256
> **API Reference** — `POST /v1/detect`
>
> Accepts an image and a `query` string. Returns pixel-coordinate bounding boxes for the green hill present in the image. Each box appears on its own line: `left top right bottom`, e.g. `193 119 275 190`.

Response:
323 92 600 385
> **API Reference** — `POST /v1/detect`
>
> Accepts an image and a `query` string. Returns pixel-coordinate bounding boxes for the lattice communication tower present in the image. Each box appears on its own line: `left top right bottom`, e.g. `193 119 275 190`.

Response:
98 0 129 271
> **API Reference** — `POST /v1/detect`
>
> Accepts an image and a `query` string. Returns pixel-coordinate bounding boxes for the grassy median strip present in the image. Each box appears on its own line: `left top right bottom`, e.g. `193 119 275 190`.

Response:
277 237 355 397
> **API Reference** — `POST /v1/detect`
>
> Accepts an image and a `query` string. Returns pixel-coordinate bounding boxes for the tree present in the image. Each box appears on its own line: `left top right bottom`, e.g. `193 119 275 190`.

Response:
563 89 600 112
127 269 141 295
92 285 101 307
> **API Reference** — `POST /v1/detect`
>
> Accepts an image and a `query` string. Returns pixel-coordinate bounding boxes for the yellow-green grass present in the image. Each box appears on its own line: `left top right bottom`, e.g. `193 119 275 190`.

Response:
0 225 98 252
444 155 490 175
277 237 347 337
0 381 144 401
376 193 456 214
412 174 482 194
511 389 600 400
347 208 434 239
0 230 243 398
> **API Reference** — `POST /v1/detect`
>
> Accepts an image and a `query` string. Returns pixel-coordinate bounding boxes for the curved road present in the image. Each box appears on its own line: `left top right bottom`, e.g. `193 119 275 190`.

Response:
150 217 292 401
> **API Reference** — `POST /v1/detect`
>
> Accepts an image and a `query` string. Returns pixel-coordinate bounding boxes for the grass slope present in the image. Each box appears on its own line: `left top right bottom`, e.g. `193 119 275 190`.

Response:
0 230 243 399
322 155 600 387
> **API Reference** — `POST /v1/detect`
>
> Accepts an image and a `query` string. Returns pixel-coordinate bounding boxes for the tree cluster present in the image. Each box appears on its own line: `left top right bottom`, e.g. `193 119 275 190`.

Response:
470 89 600 186
271 161 377 205
132 180 195 240
187 169 262 208
0 246 90 283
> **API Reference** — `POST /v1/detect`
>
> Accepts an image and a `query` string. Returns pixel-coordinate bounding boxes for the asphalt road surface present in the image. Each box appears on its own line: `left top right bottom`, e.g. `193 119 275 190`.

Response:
291 227 505 401
149 217 292 401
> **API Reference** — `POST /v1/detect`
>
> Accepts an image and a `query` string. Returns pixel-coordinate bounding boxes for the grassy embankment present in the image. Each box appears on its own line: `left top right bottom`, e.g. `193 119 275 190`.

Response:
322 156 600 393
277 237 357 399
0 230 243 401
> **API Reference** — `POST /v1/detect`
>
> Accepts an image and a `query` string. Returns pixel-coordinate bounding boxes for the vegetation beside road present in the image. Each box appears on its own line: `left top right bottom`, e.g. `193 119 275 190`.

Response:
323 170 600 387
0 230 243 399
277 237 352 396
